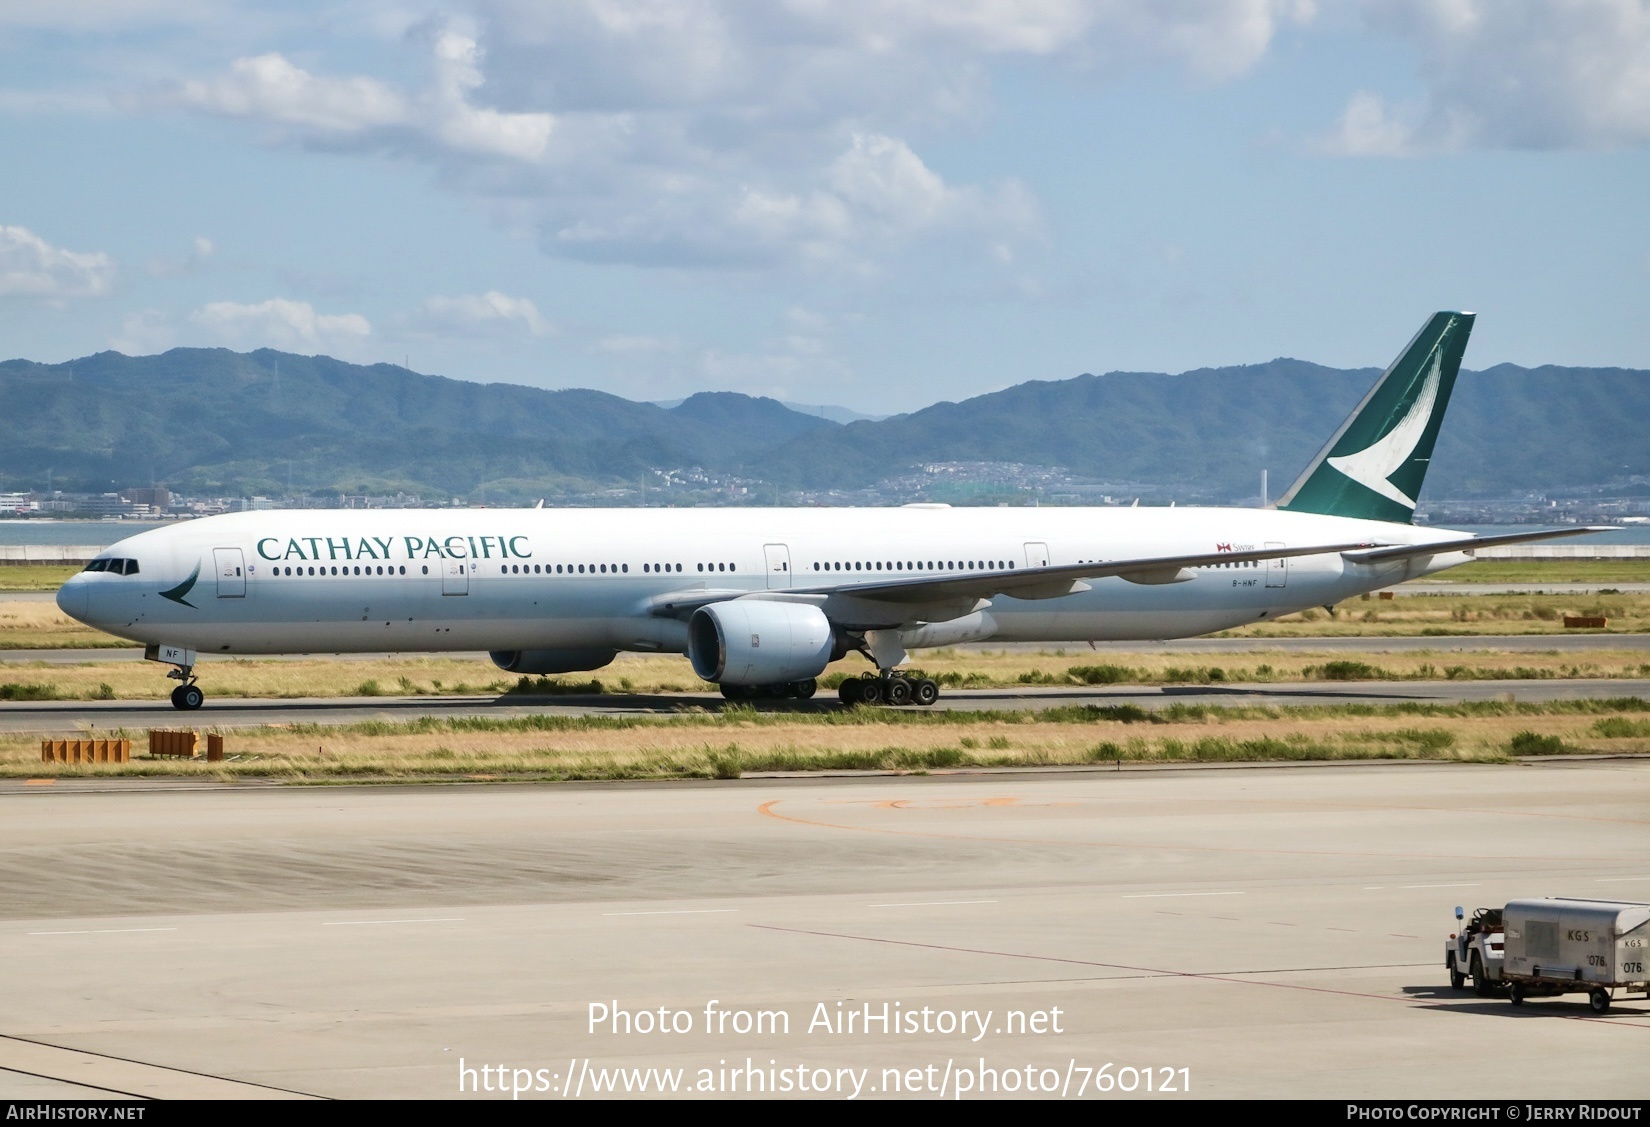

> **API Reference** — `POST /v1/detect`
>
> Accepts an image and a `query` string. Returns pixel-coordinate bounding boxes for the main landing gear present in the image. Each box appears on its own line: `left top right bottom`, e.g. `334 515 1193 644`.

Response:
838 673 939 707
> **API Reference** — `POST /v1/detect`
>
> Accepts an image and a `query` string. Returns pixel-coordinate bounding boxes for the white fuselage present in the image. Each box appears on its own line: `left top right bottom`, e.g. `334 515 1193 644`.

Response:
56 505 1469 663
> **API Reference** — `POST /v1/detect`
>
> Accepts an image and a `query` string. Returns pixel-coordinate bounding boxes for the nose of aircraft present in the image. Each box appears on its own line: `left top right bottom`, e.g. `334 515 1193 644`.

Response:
56 573 90 623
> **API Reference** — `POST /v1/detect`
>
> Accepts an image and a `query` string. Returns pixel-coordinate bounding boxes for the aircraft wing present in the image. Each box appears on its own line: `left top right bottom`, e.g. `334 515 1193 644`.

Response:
1340 526 1616 565
801 540 1383 603
647 540 1380 618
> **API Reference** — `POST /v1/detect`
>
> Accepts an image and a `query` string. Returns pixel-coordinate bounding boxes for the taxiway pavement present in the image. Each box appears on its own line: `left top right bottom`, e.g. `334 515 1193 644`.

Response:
1 761 1646 1099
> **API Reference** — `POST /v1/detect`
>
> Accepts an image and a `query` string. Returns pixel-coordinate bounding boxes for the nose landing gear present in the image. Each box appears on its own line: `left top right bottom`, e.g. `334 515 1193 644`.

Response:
169 682 205 711
144 644 205 709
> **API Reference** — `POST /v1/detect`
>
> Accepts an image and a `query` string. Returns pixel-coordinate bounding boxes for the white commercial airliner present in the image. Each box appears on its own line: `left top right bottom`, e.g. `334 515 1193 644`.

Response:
56 312 1606 710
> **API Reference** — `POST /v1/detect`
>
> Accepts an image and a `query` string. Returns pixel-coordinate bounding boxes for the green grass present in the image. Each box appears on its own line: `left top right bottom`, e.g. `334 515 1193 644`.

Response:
0 681 61 700
503 675 607 696
13 694 1646 781
1592 716 1650 738
249 694 1650 742
1067 664 1134 684
1507 730 1569 755
1440 560 1650 585
0 565 81 592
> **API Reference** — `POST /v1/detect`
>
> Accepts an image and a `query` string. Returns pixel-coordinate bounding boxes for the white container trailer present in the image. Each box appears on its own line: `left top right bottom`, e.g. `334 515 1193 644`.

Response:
1501 897 1650 1014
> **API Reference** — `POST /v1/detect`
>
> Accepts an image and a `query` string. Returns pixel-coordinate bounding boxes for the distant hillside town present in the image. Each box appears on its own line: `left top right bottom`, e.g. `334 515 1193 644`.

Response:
4 467 1647 528
1 346 1647 521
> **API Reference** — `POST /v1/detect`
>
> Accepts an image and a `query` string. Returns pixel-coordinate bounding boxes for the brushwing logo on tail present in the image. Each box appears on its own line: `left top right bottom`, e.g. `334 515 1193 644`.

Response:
1324 343 1444 509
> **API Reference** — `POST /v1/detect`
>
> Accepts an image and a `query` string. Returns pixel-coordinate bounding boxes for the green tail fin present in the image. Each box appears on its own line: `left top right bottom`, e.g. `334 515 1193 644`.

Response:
1276 311 1474 523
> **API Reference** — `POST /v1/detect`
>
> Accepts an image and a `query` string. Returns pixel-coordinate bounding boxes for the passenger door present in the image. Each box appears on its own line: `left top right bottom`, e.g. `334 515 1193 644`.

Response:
1265 541 1288 588
443 559 470 596
213 547 245 598
1023 541 1050 569
763 543 792 589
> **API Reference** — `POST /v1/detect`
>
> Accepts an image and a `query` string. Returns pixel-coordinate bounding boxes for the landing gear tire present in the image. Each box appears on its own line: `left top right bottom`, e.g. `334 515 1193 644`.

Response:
837 676 885 705
172 683 204 711
719 683 756 702
1590 988 1611 1015
1509 983 1525 1007
790 679 817 700
884 677 912 706
912 678 939 706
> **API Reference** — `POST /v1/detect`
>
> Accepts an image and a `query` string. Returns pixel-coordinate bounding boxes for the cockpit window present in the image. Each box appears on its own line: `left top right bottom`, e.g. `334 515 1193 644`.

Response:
84 559 109 572
119 558 139 575
84 558 138 575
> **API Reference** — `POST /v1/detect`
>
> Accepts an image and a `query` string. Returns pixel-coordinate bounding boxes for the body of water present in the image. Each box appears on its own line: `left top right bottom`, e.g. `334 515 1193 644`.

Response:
0 521 168 547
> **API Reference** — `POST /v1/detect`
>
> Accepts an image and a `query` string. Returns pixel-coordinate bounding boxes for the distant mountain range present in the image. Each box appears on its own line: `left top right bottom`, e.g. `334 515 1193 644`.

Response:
1 347 1645 503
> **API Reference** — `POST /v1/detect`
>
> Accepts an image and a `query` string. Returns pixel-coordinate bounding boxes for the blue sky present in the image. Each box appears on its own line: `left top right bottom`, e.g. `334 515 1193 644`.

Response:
2 1 1647 412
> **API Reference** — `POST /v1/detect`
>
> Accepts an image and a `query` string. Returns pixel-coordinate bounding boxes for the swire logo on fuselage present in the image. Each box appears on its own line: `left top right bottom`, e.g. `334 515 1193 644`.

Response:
255 534 533 562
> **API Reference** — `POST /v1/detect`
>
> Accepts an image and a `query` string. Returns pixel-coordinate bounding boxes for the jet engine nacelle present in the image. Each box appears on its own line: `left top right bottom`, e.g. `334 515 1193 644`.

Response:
490 648 617 675
688 599 833 686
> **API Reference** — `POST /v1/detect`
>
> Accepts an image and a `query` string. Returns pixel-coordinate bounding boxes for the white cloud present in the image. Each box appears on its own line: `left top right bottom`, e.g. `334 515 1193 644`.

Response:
1337 0 1650 153
171 33 553 161
0 224 115 299
1319 90 1422 156
783 305 828 332
177 52 409 134
694 329 852 398
410 290 551 337
189 297 371 353
151 2 1309 268
144 233 216 278
425 28 554 162
110 309 175 355
545 131 1035 269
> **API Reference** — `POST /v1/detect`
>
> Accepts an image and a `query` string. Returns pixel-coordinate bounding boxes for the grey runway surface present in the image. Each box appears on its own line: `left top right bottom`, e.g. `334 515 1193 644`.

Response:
7 632 1650 667
4 678 1650 735
1395 582 1650 595
1 762 1646 1099
1392 587 1650 594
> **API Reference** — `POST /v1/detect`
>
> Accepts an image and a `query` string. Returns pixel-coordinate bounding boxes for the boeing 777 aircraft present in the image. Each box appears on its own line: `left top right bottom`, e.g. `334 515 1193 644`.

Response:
55 312 1606 709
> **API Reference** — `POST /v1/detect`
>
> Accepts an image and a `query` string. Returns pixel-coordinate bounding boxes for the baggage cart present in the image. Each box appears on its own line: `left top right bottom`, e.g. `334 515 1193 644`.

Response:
1500 897 1650 1014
